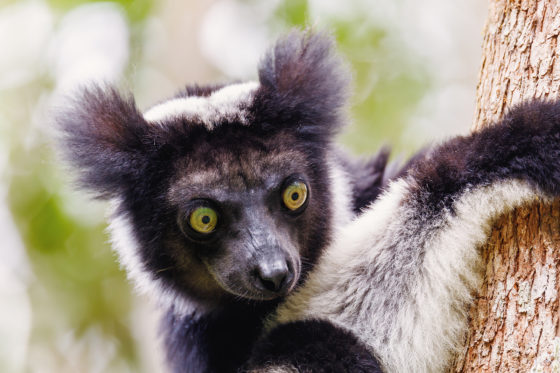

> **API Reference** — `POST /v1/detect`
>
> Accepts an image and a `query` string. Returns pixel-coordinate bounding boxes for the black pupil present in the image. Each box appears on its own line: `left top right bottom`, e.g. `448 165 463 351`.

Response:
291 192 299 201
201 215 211 224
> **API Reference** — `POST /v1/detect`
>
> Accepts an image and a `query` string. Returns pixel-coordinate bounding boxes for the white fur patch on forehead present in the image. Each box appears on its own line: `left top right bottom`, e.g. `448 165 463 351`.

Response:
143 81 259 129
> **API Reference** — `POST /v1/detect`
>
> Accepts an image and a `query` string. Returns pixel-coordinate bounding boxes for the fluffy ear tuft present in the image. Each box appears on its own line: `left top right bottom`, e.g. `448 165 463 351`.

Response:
256 29 351 137
56 85 151 198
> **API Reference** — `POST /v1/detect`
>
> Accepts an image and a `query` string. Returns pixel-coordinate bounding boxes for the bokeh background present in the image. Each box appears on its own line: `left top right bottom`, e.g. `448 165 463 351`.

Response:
0 0 486 371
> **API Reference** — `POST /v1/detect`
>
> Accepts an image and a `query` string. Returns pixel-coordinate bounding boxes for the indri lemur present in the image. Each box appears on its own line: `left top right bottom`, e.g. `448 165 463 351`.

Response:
59 30 560 372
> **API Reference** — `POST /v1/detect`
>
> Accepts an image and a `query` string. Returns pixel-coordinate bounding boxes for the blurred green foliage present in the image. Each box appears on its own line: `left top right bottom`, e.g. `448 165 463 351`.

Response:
1 1 152 369
47 0 153 22
273 0 430 155
4 78 139 370
0 0 153 21
1 0 431 371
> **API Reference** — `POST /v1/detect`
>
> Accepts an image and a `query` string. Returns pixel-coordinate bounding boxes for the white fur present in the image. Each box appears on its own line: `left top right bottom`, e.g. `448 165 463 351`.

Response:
273 178 542 373
251 365 298 373
107 199 207 318
328 157 354 230
143 81 259 128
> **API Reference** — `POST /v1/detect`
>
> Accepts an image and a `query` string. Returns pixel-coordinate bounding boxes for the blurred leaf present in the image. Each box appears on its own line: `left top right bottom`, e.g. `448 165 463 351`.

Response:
274 0 309 27
335 21 430 156
47 0 154 22
271 4 431 157
5 80 139 370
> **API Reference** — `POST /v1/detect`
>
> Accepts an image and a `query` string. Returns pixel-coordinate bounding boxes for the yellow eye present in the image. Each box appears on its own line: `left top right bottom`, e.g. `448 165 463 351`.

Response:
189 207 218 234
282 181 308 211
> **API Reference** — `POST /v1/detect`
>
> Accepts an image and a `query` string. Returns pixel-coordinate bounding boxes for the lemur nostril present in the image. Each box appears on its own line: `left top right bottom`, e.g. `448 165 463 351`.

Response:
260 276 285 292
256 260 291 293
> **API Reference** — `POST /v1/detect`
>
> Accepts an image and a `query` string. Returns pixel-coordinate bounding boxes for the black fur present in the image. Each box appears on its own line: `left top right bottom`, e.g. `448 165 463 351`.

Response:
252 30 350 140
57 86 153 199
245 320 382 373
338 147 428 213
410 100 560 215
163 303 279 373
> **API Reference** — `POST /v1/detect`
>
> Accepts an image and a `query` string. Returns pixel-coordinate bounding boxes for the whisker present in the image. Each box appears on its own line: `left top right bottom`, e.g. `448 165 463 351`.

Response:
155 266 174 274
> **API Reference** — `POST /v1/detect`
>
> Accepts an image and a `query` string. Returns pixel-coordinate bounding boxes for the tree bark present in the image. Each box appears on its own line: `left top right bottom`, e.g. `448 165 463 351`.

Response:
452 1 560 372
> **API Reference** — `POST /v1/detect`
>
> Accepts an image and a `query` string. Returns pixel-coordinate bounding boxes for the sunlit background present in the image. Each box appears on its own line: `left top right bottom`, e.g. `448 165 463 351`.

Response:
0 0 486 371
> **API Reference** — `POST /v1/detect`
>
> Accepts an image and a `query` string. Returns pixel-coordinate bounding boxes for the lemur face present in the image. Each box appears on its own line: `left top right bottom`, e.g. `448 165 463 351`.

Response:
161 129 326 302
59 31 350 314
168 144 309 300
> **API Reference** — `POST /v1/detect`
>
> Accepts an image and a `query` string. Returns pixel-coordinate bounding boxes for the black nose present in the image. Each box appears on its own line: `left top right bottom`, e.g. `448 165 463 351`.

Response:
255 260 293 294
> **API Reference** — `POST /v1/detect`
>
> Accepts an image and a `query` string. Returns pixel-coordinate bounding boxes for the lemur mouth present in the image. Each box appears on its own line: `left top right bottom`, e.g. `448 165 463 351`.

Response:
241 280 298 301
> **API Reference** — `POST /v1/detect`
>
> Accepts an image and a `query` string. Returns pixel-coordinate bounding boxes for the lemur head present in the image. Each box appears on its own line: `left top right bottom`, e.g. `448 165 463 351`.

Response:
58 30 351 315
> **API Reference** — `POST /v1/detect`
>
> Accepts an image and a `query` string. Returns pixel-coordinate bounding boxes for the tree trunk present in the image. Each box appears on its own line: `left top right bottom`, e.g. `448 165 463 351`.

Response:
452 1 560 372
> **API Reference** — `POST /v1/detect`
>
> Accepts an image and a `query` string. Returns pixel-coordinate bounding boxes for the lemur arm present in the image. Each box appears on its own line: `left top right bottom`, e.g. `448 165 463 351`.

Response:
245 100 560 373
245 320 383 373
